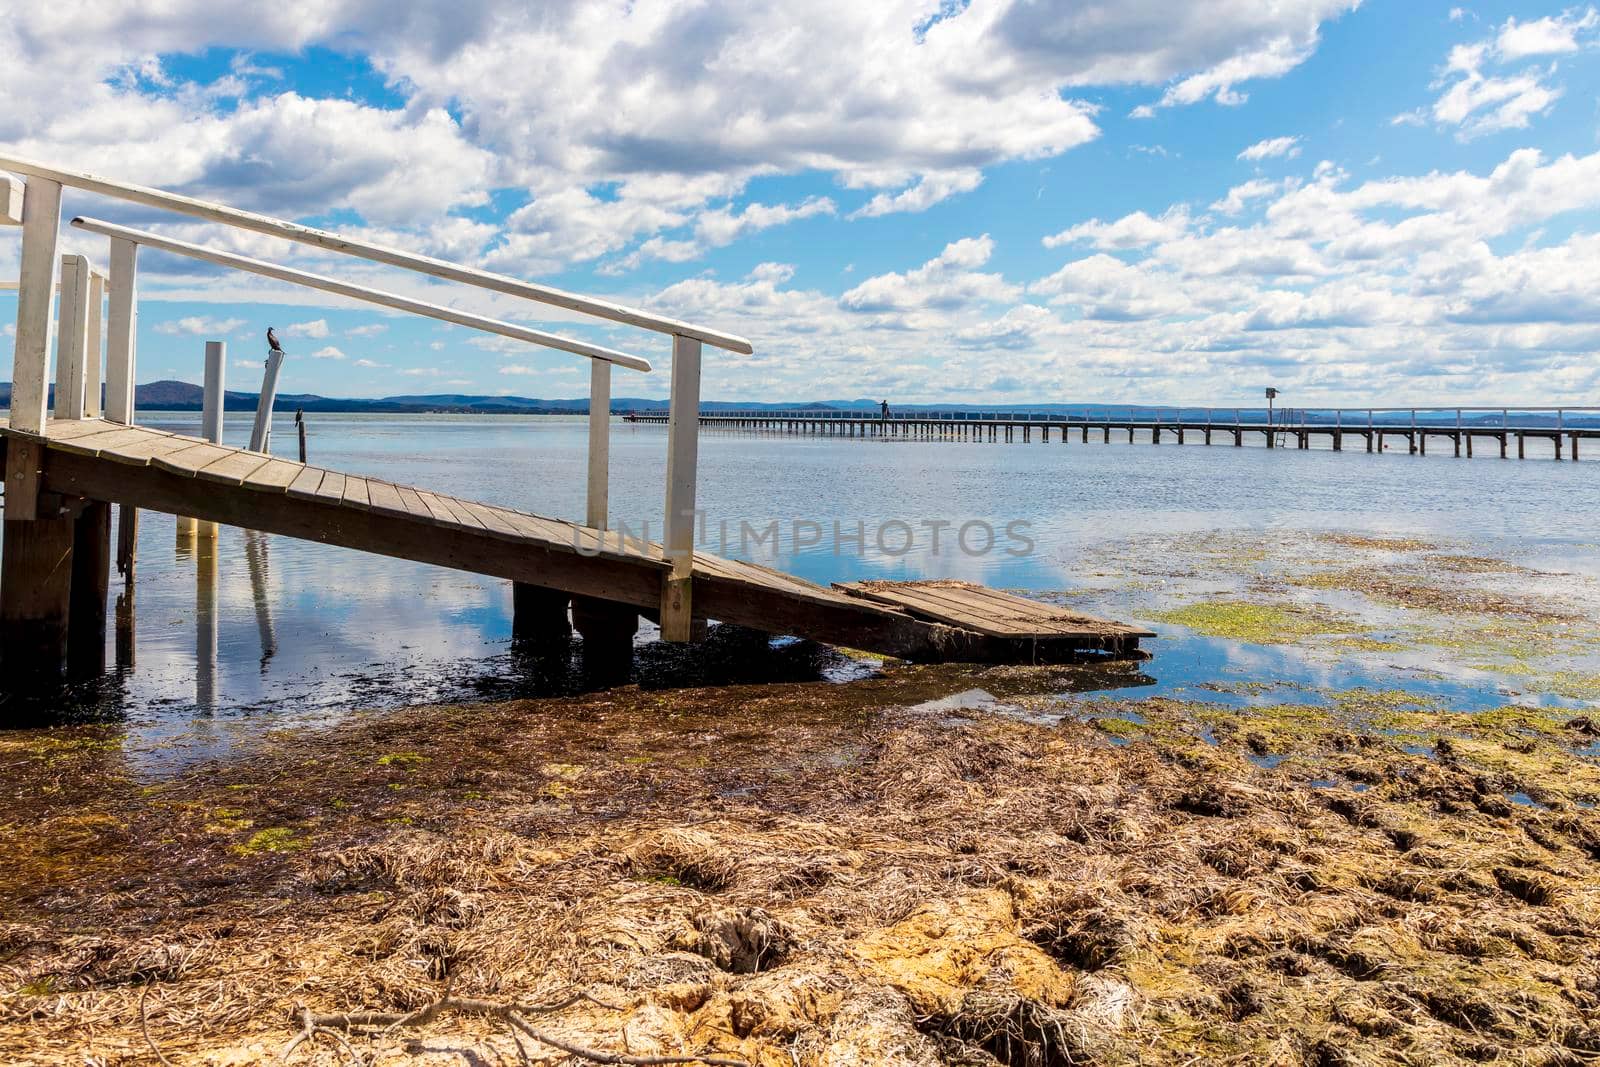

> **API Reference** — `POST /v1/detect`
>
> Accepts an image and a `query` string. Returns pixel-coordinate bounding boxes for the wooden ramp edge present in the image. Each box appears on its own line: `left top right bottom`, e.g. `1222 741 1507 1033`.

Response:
835 579 1154 654
1 419 1152 663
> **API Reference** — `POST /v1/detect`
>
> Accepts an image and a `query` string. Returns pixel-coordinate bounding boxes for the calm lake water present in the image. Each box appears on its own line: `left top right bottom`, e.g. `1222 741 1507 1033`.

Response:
3 411 1598 766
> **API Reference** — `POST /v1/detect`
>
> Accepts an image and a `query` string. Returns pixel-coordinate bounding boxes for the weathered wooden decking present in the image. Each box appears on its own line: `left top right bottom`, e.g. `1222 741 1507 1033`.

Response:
0 418 1152 663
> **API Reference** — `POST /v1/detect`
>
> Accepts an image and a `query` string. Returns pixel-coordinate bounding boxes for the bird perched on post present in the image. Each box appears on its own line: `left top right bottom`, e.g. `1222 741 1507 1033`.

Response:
266 326 283 353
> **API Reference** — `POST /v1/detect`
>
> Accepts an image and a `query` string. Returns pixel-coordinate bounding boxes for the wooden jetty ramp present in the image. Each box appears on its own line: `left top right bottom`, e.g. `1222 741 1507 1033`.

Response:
0 156 1149 690
0 414 1150 683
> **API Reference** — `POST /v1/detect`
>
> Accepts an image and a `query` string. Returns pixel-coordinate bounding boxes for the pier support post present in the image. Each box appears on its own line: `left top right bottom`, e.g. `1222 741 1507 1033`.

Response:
512 584 571 647
572 596 637 686
116 503 139 588
0 491 76 683
660 335 702 643
67 500 112 676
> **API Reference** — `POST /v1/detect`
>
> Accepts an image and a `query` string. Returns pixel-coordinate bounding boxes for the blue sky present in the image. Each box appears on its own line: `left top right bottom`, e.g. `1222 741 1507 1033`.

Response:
3 1 1599 404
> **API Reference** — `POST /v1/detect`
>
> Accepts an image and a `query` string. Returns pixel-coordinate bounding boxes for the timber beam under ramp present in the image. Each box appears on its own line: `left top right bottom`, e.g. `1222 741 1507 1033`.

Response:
0 419 1152 682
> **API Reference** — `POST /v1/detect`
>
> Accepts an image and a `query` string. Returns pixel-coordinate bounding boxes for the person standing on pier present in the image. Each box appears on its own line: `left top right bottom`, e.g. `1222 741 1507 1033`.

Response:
881 399 891 420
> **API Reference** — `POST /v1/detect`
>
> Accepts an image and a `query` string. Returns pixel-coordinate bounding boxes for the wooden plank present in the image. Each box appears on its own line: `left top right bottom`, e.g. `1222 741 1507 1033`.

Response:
881 586 1092 635
341 475 371 509
457 500 524 539
244 458 304 492
104 432 210 466
491 507 580 549
286 465 325 499
196 449 272 486
437 492 486 530
395 486 437 524
415 489 465 527
43 417 135 441
152 442 237 478
46 427 160 458
365 480 408 517
835 581 1152 640
313 470 346 505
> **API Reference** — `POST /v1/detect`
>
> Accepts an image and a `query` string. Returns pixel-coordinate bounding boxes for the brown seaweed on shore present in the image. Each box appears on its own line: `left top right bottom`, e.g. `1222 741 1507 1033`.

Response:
1 657 1597 1065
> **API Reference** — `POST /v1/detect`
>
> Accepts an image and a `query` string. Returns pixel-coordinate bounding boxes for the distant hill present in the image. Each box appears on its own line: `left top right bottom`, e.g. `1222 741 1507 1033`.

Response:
0 380 874 415
2 382 1593 425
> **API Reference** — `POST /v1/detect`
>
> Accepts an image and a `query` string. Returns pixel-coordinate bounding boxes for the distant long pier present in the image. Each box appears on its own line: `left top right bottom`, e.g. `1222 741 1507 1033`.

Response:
626 407 1600 460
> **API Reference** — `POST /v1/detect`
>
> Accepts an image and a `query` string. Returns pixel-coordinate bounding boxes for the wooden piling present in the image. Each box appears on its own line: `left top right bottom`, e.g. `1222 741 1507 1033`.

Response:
512 583 572 646
68 500 112 676
572 596 637 686
0 505 76 682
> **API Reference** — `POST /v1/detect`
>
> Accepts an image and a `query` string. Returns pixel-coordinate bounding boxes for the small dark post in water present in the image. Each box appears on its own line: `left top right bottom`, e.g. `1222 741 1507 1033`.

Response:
116 503 138 587
295 408 308 464
572 596 637 686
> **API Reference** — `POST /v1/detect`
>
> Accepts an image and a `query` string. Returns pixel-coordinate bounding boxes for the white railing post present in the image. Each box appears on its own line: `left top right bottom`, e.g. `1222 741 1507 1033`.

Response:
85 271 104 417
53 254 92 420
105 237 139 425
10 177 63 439
197 341 226 539
587 359 611 530
660 335 702 642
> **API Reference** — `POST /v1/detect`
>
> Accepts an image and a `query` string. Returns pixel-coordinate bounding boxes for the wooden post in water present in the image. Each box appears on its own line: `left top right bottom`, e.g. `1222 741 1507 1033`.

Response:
68 500 112 676
250 350 284 453
660 335 701 642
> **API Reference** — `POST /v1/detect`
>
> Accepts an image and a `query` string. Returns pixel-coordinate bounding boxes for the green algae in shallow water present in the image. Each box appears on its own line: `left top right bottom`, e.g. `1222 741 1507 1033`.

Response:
232 827 305 855
1153 601 1365 644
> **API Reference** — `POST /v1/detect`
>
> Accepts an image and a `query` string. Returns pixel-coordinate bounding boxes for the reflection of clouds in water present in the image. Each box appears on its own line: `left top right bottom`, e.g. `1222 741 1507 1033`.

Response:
123 514 513 725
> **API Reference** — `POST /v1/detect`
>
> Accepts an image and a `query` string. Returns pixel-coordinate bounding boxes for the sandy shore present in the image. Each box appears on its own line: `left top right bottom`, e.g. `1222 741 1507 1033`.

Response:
2 532 1597 1065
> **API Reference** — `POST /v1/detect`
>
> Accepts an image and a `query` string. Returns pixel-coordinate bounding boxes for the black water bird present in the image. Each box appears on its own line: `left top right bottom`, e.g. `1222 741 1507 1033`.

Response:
267 327 283 353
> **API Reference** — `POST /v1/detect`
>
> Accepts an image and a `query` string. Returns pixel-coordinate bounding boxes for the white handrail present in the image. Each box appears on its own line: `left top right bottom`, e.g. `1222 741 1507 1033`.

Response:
1 155 752 354
71 217 652 372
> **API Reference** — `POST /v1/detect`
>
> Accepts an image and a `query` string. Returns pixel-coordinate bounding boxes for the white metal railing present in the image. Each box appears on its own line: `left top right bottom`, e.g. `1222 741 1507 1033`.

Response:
1 156 751 640
69 218 652 373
